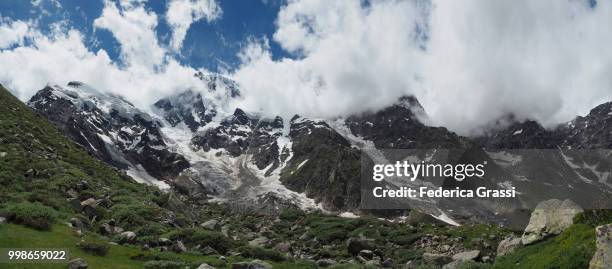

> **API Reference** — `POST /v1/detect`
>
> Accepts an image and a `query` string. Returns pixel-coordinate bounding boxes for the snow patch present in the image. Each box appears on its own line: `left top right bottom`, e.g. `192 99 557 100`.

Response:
127 165 171 190
339 212 359 218
432 212 461 226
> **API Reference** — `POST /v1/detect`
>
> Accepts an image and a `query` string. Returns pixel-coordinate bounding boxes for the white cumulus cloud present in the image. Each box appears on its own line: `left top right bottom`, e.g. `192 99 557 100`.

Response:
0 18 31 49
0 1 213 109
233 0 429 121
93 0 166 70
231 0 612 135
166 0 222 52
2 0 612 136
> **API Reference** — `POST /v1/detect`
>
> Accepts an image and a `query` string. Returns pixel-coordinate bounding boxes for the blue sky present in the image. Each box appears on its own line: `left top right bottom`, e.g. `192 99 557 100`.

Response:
0 0 289 71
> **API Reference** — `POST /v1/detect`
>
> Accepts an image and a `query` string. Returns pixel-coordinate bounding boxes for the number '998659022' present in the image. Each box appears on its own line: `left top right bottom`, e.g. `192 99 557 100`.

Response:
0 248 69 263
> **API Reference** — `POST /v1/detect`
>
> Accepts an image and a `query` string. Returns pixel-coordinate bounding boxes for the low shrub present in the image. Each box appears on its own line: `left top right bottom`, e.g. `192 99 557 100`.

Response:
143 260 185 269
136 222 168 237
304 215 361 244
236 245 286 262
27 190 63 210
110 203 160 229
279 208 304 221
2 202 56 230
168 228 236 254
394 249 424 264
390 233 424 246
76 240 110 256
574 209 612 227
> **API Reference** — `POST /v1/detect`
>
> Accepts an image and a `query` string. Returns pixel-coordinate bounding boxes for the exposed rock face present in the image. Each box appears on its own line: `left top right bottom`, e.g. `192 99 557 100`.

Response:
154 73 240 133
28 83 189 181
68 258 88 269
274 242 291 253
248 236 270 248
171 240 187 253
440 250 480 269
452 250 480 261
476 119 559 149
521 199 584 245
25 80 612 219
196 263 216 269
589 223 612 269
346 96 465 149
442 260 467 269
558 102 612 149
496 235 522 257
346 238 375 256
316 259 336 267
119 231 136 243
154 90 214 132
471 115 612 226
422 252 453 266
191 108 283 170
201 219 220 230
194 71 241 98
280 116 361 210
477 102 612 150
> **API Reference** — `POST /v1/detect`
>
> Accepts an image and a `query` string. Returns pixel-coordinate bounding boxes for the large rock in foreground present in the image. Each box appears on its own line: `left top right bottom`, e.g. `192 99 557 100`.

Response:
521 199 583 245
589 223 612 269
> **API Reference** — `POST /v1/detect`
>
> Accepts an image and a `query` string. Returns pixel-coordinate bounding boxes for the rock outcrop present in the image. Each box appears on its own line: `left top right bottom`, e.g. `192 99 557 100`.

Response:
521 199 583 245
497 234 522 256
589 223 612 269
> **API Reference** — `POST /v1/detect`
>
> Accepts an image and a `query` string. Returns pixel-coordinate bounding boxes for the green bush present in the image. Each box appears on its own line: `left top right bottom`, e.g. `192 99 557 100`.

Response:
279 208 304 221
143 260 185 269
136 222 169 237
236 246 286 262
76 240 110 256
2 202 56 230
27 191 63 210
168 228 236 254
389 233 423 246
304 215 361 244
394 249 424 264
110 203 160 229
574 209 612 227
151 191 170 207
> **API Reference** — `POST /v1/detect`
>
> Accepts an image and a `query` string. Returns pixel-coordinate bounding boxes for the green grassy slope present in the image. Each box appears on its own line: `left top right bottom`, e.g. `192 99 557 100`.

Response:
0 223 319 269
0 83 315 268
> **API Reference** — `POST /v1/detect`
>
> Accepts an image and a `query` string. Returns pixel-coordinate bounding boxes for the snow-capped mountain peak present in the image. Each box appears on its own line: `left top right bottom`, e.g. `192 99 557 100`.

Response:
153 72 243 133
27 78 612 224
28 82 189 188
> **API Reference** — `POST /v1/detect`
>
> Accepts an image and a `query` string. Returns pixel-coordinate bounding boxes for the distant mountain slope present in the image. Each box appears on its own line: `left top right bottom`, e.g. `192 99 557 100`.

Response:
23 76 612 226
28 82 189 184
0 82 200 236
476 102 612 149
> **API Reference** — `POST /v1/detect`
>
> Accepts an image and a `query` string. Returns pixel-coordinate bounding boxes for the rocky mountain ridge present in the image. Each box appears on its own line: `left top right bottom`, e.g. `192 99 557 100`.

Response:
26 75 612 226
28 82 189 187
476 101 612 149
